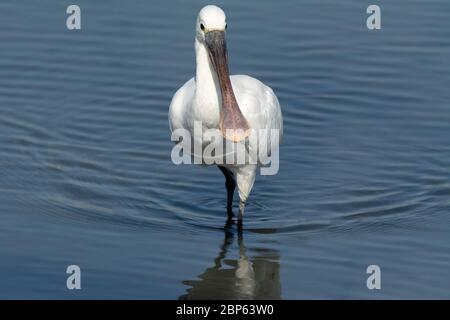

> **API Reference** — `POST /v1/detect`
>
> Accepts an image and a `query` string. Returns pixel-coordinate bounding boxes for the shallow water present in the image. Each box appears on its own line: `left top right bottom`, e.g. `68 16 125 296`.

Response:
1 0 449 299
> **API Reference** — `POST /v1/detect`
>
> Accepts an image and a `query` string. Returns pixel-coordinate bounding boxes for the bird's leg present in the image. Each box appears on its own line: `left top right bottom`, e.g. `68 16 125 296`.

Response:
235 165 256 227
218 166 236 216
238 200 246 227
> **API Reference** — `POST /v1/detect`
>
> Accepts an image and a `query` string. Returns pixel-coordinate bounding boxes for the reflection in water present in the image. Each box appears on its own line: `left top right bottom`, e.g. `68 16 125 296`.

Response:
180 221 281 299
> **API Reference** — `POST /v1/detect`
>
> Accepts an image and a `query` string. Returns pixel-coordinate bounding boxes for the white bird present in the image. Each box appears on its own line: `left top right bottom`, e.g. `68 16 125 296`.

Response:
169 5 283 224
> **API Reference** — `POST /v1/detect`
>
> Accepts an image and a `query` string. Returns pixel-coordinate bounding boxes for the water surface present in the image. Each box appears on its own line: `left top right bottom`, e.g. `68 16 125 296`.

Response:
0 0 449 299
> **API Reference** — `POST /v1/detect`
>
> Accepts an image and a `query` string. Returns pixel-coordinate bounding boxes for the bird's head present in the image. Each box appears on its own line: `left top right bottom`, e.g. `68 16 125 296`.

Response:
196 5 227 38
196 5 250 143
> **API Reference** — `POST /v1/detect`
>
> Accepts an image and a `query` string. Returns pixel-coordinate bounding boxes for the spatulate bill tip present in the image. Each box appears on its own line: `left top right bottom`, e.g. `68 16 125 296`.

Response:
221 128 251 142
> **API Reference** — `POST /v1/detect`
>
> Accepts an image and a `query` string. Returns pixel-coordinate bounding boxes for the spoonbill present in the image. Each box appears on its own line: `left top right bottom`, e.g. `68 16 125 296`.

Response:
169 5 283 223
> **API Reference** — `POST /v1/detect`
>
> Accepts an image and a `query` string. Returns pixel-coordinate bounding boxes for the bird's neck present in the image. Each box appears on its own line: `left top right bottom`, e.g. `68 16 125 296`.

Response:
193 39 221 127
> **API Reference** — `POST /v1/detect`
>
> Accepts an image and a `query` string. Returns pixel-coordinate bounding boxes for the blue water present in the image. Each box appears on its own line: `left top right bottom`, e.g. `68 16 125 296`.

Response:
0 0 449 299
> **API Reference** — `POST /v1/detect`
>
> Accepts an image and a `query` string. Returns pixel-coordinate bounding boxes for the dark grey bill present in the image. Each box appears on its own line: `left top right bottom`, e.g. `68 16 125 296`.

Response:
205 30 250 142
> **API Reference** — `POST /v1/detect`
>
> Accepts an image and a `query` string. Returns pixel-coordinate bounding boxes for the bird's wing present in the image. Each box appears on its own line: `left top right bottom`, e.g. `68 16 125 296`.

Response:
230 75 283 165
168 77 195 133
231 74 283 137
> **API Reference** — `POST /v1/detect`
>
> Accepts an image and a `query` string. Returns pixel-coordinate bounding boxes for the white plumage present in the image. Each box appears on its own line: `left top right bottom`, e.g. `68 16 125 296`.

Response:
169 5 283 223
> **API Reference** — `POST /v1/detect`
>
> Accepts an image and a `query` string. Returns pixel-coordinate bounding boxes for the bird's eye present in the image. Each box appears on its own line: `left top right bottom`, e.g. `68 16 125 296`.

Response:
225 24 227 30
200 23 205 31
